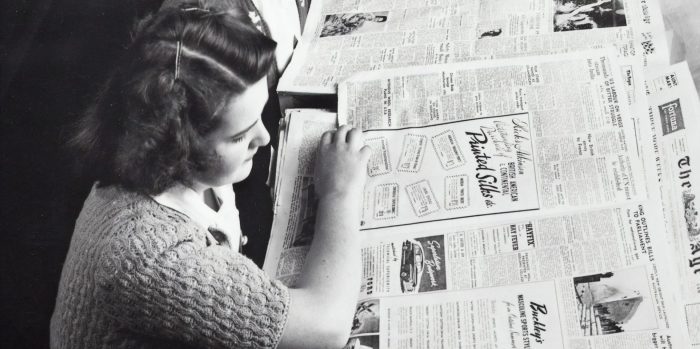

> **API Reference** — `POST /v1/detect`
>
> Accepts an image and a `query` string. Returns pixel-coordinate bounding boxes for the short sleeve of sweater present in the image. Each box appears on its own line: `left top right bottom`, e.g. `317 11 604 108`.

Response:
95 216 290 349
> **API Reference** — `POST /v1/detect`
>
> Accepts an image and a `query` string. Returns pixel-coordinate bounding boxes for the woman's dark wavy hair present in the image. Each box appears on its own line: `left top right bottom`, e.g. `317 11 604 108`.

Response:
70 2 276 195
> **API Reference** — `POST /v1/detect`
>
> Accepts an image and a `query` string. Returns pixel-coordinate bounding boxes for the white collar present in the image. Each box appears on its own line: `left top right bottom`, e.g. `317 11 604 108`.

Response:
151 184 240 250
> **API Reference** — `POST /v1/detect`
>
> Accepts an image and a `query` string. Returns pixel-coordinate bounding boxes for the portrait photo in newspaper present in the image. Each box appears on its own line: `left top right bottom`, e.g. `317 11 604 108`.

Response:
553 0 627 32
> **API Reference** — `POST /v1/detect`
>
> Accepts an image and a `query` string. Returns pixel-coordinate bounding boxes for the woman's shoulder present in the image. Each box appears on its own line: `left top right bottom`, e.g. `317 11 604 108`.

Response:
77 184 203 263
82 184 186 226
74 185 207 292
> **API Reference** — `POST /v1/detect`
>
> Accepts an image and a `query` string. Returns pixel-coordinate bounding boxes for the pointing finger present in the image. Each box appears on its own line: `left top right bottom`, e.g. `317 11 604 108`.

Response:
333 124 352 144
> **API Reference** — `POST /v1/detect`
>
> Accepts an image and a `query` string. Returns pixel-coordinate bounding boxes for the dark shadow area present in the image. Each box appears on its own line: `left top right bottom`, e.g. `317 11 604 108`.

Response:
1 1 275 347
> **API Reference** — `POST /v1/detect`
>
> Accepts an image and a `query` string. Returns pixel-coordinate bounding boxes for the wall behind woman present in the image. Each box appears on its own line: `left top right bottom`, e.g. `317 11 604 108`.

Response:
1 1 161 347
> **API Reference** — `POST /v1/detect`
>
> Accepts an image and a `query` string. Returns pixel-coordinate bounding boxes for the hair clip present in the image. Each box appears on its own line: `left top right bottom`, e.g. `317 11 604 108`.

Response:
174 41 182 80
181 7 210 13
248 10 262 25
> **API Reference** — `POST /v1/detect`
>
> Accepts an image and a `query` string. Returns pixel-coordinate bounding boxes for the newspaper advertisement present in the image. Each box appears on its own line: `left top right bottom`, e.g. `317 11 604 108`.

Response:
278 0 668 95
359 114 541 229
347 281 565 348
645 61 700 348
347 201 684 348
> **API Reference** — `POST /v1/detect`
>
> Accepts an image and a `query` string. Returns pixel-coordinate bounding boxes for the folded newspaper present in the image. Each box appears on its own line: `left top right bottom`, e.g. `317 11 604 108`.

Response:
645 61 700 349
266 48 700 347
278 0 668 98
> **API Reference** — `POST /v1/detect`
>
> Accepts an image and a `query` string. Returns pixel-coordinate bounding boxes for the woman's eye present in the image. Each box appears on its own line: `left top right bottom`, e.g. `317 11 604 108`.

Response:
231 134 246 143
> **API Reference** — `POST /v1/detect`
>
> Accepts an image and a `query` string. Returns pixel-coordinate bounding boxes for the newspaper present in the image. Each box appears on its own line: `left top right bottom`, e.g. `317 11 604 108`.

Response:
346 201 683 348
645 61 700 348
278 0 668 95
338 49 644 130
264 50 694 347
266 114 688 348
266 109 338 285
339 51 651 225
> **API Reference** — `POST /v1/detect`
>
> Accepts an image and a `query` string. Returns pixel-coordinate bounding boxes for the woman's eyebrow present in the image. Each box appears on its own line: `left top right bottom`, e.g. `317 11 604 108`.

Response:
230 119 259 138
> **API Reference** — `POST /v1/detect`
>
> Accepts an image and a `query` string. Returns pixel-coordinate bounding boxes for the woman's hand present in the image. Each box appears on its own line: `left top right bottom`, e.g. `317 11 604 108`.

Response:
314 125 371 200
279 125 371 349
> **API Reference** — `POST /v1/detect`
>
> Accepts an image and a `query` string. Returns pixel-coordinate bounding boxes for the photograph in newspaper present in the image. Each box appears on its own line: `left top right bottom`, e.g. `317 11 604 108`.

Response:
400 236 447 294
321 12 389 37
684 190 699 236
553 0 627 32
351 299 381 335
685 192 699 235
572 267 657 336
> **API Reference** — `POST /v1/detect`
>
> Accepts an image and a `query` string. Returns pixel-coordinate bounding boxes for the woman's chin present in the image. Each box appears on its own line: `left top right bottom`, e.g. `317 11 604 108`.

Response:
199 161 254 187
230 160 254 184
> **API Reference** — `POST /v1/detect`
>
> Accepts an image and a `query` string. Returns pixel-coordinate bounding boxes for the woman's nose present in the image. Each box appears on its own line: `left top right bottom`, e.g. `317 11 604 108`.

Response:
250 121 270 148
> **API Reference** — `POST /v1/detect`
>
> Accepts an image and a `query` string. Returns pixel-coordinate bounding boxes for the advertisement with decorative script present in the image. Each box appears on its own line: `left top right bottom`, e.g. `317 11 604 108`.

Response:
361 113 538 229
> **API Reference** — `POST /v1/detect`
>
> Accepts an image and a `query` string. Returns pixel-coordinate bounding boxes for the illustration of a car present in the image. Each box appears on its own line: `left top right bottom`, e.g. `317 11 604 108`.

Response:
399 240 425 293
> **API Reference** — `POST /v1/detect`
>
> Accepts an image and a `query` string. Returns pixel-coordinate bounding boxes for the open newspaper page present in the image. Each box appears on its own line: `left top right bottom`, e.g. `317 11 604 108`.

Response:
645 61 700 348
278 0 668 95
347 200 684 348
264 113 688 348
263 51 691 347
338 50 647 229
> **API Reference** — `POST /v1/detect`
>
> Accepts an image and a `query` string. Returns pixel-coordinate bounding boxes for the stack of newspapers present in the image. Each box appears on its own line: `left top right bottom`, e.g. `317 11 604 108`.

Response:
265 0 700 348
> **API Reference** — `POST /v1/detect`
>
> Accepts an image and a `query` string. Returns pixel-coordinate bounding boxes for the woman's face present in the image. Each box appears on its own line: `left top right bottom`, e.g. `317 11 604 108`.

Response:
195 78 270 187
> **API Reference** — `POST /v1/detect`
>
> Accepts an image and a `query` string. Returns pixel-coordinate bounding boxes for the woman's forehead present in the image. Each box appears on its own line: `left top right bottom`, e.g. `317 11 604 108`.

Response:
219 79 268 132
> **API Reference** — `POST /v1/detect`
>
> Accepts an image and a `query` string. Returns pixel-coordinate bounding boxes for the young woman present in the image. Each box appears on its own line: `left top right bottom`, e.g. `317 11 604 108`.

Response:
50 4 370 348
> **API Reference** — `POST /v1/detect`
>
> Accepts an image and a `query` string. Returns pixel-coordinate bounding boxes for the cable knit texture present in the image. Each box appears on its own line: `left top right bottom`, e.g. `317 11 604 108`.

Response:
50 185 290 348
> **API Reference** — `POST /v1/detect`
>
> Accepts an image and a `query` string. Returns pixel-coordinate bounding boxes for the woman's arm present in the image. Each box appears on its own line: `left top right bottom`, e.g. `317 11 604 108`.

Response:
278 125 371 349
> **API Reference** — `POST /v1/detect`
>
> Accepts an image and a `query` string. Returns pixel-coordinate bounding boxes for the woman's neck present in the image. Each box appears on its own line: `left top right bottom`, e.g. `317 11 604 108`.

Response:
187 182 221 211
155 183 209 207
188 181 209 196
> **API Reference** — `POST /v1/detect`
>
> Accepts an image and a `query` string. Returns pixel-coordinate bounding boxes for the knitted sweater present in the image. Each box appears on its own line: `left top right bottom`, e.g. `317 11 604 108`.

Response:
50 185 290 348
